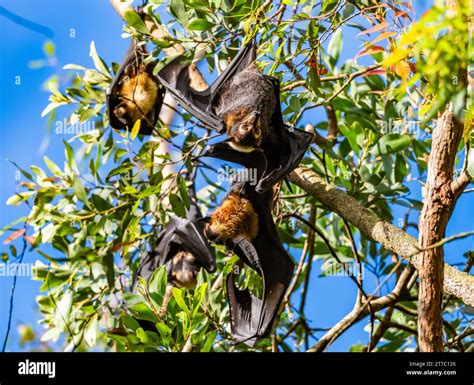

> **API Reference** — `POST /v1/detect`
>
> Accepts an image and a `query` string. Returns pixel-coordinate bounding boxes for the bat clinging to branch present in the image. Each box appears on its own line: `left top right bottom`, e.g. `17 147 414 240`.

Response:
107 40 165 135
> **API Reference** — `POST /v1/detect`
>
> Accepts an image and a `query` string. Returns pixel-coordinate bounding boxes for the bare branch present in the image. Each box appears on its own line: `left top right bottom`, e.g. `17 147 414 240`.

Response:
451 170 471 201
282 64 381 91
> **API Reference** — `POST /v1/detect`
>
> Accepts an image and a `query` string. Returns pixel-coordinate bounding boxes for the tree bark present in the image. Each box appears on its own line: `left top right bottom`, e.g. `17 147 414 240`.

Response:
417 105 464 351
416 0 469 351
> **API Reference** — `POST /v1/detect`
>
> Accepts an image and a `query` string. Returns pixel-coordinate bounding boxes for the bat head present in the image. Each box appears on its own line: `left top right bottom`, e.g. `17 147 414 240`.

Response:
169 250 201 289
224 110 262 148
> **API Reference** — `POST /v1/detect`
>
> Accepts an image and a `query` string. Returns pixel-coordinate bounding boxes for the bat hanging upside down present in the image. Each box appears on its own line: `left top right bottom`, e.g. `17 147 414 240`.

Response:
114 63 159 124
214 63 276 152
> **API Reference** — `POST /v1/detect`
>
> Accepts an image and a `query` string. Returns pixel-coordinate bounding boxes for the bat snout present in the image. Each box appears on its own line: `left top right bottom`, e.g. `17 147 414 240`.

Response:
170 251 201 289
228 111 262 145
114 105 127 118
204 223 219 242
229 124 250 142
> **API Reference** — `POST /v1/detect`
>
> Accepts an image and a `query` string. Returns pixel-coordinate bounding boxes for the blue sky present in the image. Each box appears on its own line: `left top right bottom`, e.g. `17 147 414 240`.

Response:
0 0 471 352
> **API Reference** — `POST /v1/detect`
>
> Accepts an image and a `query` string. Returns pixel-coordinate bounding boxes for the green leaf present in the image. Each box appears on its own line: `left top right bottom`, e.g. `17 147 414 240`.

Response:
9 161 33 181
63 63 86 71
136 327 150 344
149 266 167 304
170 0 188 27
41 102 67 118
102 252 115 289
73 177 90 207
371 134 412 156
89 41 111 76
43 156 62 176
328 29 343 66
188 19 214 31
169 194 186 217
41 223 58 243
339 122 361 153
155 322 172 345
201 330 217 352
177 176 190 210
124 293 158 323
467 149 474 178
63 140 74 167
84 314 99 348
192 283 207 318
6 191 35 206
172 287 189 312
322 0 339 12
124 11 149 34
122 314 140 331
107 162 133 180
54 291 73 330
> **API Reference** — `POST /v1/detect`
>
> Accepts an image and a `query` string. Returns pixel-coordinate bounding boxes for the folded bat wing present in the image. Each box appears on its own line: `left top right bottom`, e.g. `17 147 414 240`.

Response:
200 140 268 181
254 76 314 192
106 40 165 135
256 127 313 193
226 187 294 346
202 128 313 194
156 39 257 133
134 185 216 286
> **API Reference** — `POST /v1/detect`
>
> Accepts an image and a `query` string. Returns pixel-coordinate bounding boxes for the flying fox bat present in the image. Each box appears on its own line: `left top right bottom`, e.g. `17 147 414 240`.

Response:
156 40 257 134
106 40 165 135
204 174 294 346
157 39 313 193
199 146 295 345
134 182 216 293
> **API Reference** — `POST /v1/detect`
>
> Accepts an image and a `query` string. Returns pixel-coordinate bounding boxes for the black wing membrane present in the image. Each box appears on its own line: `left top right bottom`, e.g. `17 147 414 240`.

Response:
256 77 314 193
106 40 165 135
227 185 294 345
200 140 268 179
203 126 313 194
134 183 216 287
156 40 257 133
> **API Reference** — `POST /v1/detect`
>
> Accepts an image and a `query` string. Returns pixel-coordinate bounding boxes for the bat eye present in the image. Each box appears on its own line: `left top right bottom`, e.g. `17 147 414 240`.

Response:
204 226 217 241
239 124 252 134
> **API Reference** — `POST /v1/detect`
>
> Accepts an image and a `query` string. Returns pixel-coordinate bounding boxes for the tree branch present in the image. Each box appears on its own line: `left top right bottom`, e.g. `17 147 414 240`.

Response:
308 264 415 352
451 170 471 201
288 166 474 308
282 64 381 91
